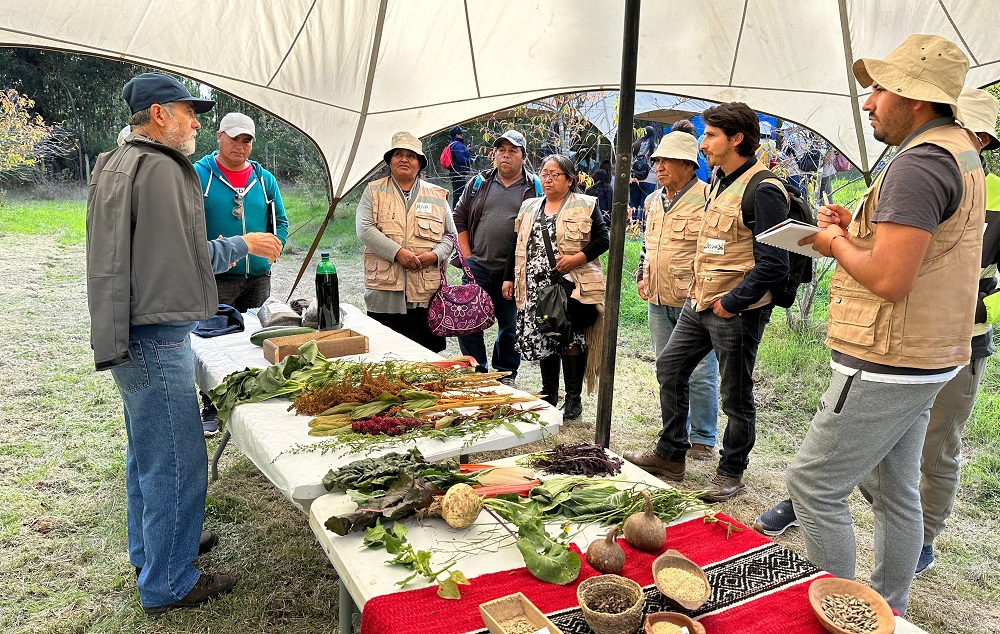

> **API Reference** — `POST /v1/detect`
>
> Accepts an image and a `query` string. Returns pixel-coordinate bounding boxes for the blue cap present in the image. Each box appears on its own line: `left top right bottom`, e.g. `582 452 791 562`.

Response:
321 252 330 258
122 72 215 115
449 125 465 137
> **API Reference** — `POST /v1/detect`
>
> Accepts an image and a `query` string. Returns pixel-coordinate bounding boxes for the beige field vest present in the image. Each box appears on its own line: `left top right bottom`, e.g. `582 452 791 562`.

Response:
512 192 607 310
362 176 449 303
690 160 784 309
643 178 709 307
825 124 985 368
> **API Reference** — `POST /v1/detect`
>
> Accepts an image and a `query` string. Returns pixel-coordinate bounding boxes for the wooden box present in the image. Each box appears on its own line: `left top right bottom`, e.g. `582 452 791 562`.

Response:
263 328 369 363
479 592 563 634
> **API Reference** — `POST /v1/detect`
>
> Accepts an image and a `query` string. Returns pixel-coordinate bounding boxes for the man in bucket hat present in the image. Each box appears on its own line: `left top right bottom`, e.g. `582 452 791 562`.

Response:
87 72 281 613
633 132 718 461
453 130 541 387
783 34 984 613
356 131 456 351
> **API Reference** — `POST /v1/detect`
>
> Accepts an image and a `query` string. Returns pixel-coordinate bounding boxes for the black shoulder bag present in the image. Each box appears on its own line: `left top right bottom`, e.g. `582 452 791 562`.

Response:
534 209 574 348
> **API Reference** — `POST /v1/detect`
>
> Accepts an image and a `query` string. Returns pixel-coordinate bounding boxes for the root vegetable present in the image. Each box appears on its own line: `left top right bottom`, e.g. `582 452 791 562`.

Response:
586 525 625 574
622 490 665 552
440 484 483 528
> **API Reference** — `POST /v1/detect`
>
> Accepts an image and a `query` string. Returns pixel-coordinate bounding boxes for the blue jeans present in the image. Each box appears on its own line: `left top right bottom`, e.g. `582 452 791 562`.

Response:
629 181 656 224
655 300 772 477
110 323 206 608
458 258 520 376
648 303 718 446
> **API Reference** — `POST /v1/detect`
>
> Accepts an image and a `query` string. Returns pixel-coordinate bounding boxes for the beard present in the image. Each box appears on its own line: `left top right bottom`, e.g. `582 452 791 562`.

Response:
163 118 197 156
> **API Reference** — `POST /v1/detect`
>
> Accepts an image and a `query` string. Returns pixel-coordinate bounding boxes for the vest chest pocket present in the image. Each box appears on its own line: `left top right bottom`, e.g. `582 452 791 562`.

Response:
414 213 445 242
704 207 738 240
563 217 592 246
671 216 699 241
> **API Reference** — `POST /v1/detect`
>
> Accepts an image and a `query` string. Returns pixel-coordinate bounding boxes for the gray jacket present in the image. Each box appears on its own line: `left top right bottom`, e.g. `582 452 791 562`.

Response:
86 134 246 370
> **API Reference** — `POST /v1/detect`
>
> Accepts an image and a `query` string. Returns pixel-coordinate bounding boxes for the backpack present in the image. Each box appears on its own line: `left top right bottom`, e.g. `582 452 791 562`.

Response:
630 150 650 180
741 170 816 308
468 172 543 199
439 141 456 170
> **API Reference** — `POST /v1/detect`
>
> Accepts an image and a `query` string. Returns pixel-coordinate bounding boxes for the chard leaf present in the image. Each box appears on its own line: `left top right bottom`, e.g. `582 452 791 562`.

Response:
515 535 580 585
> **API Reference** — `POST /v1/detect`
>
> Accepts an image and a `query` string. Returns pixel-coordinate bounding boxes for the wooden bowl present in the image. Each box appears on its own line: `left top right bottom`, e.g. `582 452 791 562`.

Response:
644 611 706 634
651 549 711 610
807 577 895 634
577 574 645 634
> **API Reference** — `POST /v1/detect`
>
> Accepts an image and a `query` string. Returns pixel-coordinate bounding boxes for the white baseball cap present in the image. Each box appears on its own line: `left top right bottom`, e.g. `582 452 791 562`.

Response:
219 112 255 140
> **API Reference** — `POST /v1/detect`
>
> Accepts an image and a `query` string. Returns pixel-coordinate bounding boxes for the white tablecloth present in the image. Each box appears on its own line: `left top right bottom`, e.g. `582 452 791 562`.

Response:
192 304 562 510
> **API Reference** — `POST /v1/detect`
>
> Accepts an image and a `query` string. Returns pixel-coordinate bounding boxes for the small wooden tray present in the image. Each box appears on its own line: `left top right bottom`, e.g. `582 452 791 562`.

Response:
263 328 368 363
479 592 563 634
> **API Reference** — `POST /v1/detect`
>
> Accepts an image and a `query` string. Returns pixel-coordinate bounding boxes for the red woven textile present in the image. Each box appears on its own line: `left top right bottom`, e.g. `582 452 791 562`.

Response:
359 513 830 634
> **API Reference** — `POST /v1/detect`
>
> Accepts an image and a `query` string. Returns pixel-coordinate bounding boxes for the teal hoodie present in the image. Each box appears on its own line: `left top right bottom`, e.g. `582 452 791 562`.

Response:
194 152 289 277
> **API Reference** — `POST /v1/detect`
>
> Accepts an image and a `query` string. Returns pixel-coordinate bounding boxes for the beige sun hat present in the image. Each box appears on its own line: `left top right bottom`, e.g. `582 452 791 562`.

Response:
853 34 969 117
958 87 1000 151
650 131 699 166
383 131 427 168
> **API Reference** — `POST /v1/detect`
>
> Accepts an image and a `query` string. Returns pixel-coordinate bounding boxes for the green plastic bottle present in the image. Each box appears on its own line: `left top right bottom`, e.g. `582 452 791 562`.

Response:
316 252 340 330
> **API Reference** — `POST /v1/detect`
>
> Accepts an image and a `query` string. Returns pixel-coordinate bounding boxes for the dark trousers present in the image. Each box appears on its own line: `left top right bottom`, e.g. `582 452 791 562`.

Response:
367 308 446 353
451 170 470 201
457 258 520 376
215 274 271 312
654 299 772 478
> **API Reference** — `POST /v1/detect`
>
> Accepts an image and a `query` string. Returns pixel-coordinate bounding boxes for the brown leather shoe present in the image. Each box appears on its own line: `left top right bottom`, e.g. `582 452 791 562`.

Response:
703 473 746 502
689 444 715 461
623 451 685 481
142 572 237 614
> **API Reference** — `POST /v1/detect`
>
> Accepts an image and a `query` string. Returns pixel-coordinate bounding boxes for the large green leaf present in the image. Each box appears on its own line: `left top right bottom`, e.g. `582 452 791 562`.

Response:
515 535 581 585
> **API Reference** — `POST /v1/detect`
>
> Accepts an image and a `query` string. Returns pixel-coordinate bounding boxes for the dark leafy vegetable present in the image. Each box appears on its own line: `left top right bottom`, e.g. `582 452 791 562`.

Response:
520 443 624 476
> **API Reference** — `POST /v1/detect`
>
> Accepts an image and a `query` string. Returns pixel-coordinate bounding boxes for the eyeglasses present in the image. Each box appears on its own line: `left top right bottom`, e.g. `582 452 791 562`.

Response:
232 194 244 219
539 171 567 181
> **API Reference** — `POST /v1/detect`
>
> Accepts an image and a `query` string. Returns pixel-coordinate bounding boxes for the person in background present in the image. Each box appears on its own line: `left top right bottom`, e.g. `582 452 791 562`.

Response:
585 168 613 222
86 72 282 613
447 125 473 200
819 142 837 201
630 125 659 226
502 155 609 420
453 130 540 385
673 118 711 182
194 112 289 435
625 102 789 503
785 35 982 614
357 131 456 352
636 131 718 460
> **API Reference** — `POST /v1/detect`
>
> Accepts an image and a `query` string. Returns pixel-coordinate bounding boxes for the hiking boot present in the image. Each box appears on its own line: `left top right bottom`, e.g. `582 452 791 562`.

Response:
688 444 715 461
135 531 220 578
915 545 935 576
142 572 237 614
201 403 219 437
623 451 685 481
753 499 799 536
703 473 746 502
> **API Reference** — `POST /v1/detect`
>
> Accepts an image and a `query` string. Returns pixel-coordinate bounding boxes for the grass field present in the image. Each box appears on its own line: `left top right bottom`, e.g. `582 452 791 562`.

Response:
1 189 998 633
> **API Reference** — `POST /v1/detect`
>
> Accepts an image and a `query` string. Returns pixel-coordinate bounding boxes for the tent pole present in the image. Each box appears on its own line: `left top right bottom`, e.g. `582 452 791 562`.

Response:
286 197 342 302
595 0 641 448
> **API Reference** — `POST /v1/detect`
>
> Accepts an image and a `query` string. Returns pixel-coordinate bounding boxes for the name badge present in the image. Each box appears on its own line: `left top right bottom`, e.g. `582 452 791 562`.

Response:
415 202 432 214
703 238 725 255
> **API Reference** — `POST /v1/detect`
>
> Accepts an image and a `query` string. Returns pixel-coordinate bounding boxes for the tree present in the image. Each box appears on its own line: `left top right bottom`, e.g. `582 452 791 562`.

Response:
0 89 67 183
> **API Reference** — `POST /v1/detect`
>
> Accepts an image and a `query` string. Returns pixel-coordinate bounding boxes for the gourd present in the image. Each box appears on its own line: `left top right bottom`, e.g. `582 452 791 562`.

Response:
586 525 625 574
622 490 665 552
440 484 483 528
249 326 316 346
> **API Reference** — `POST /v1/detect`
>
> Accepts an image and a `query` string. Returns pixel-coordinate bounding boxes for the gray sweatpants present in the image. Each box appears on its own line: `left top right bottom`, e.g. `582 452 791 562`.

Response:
786 369 946 615
920 357 987 545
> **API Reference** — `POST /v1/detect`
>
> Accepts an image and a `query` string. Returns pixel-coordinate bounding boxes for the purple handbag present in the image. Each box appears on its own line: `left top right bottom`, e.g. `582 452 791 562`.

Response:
427 234 496 337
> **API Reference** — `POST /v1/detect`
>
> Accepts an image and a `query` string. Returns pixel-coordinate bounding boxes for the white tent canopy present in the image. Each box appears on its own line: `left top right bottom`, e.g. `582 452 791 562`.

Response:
1 0 998 197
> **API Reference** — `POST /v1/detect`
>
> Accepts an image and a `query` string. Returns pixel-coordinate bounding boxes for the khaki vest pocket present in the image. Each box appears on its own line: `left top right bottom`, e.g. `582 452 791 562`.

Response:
364 253 397 288
699 268 746 297
669 264 692 294
828 294 885 349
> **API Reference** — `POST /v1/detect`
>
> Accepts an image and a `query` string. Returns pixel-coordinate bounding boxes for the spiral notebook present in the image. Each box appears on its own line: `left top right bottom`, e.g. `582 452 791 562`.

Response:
754 219 824 258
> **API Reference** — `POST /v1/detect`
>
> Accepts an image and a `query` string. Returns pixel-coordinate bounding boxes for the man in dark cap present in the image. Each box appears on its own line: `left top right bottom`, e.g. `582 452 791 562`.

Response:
447 125 473 199
86 72 281 613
